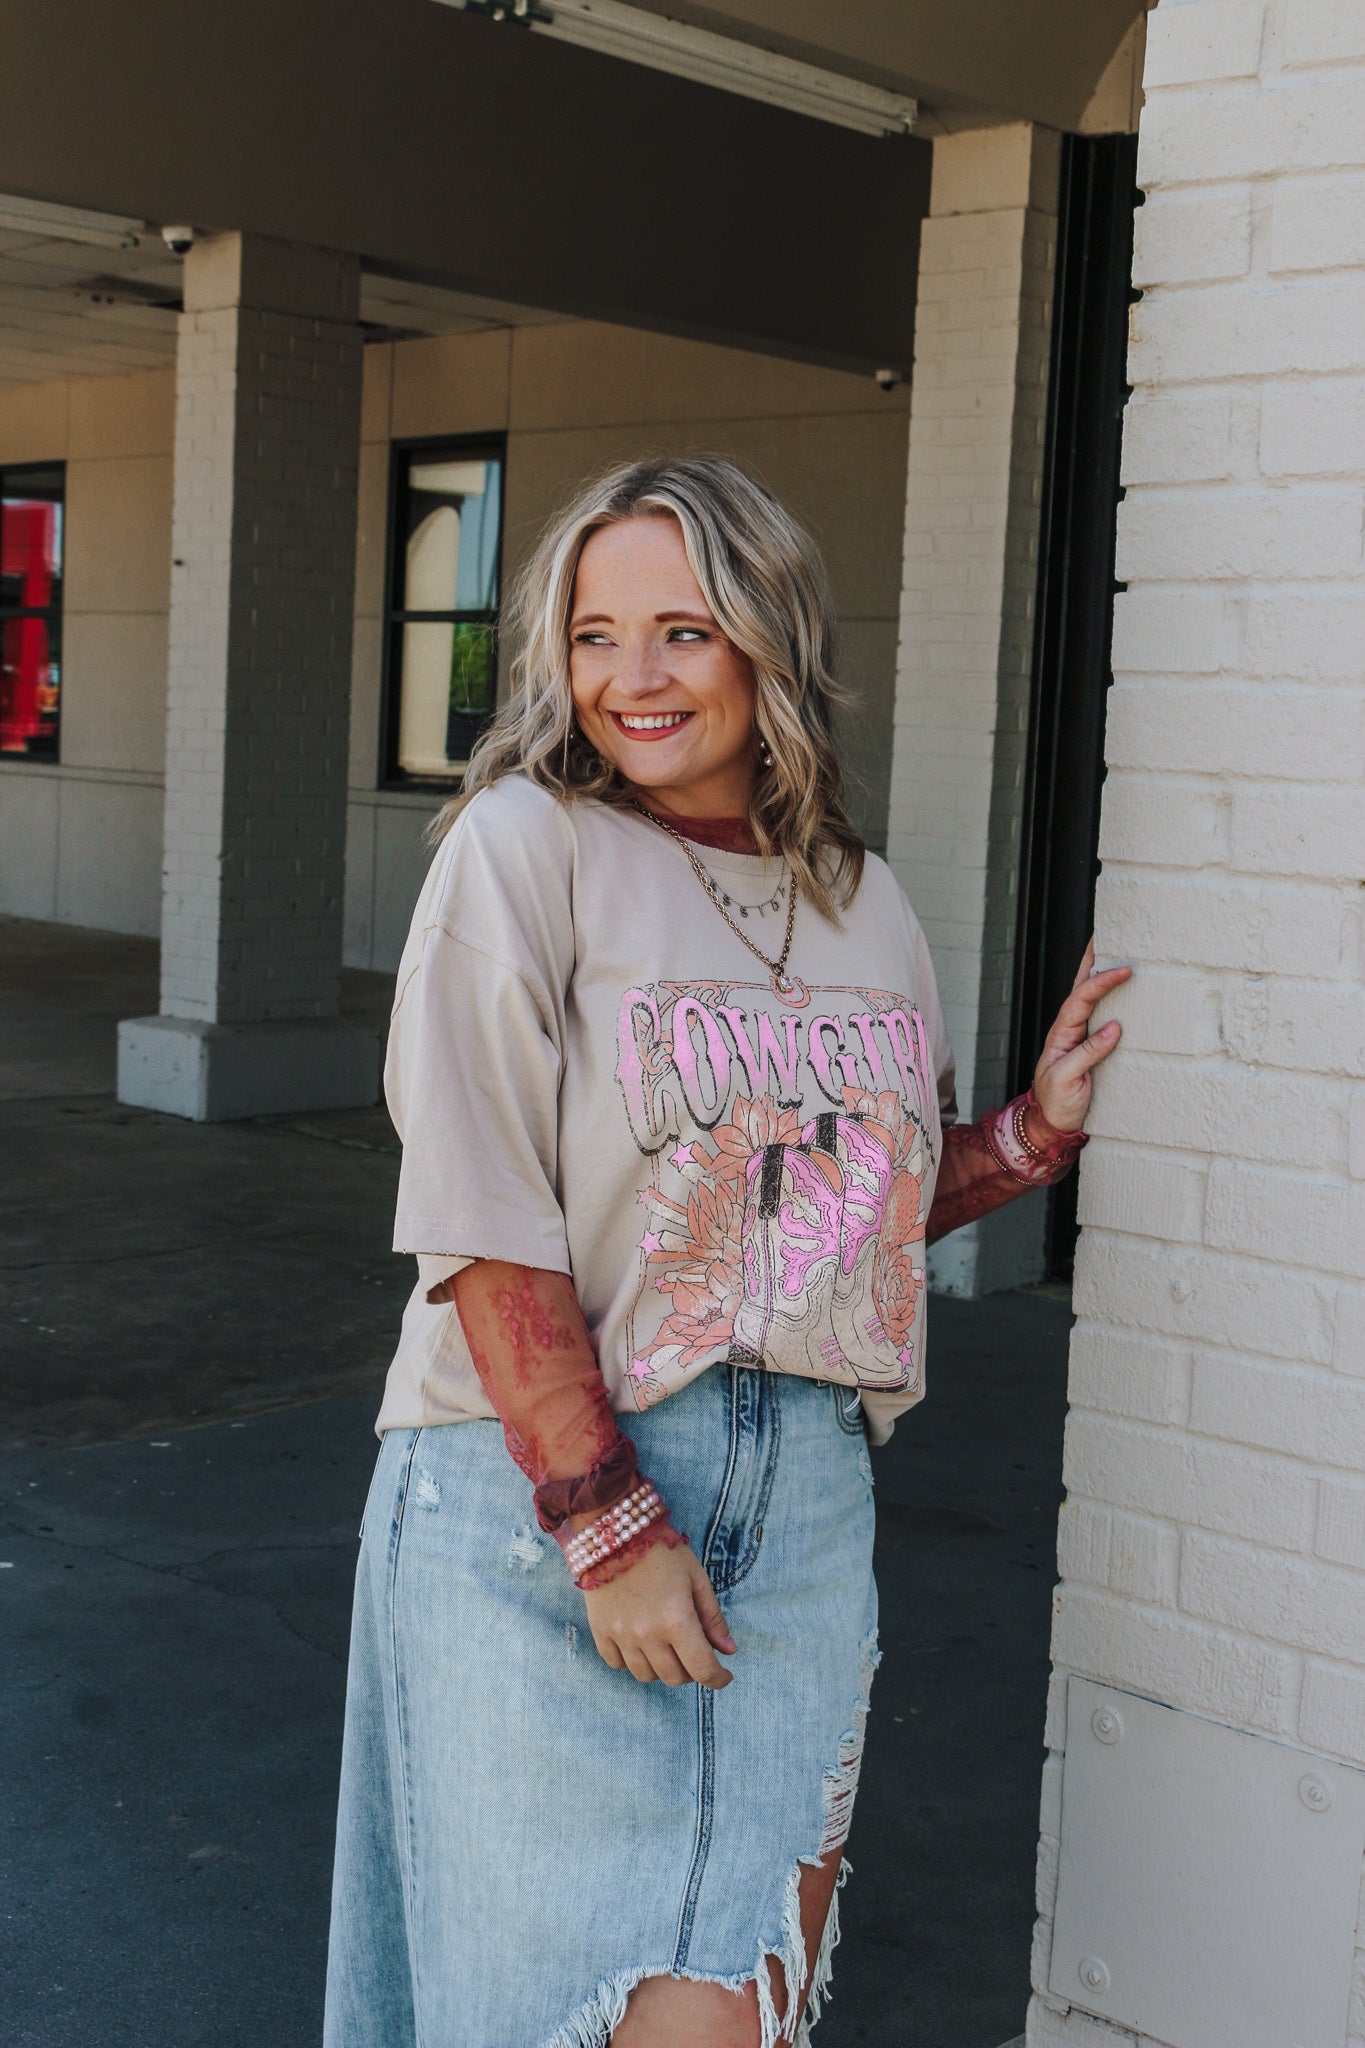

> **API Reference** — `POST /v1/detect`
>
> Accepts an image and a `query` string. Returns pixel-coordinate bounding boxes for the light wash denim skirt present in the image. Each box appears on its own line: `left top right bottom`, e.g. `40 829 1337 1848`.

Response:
324 1365 879 2048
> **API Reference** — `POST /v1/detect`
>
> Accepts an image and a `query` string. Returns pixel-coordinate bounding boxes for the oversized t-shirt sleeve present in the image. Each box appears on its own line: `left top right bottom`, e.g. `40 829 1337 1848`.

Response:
385 785 576 1276
900 891 958 1128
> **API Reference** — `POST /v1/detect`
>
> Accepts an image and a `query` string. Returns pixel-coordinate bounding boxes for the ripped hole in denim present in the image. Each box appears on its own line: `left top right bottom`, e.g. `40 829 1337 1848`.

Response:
540 1631 881 2048
508 1525 547 1571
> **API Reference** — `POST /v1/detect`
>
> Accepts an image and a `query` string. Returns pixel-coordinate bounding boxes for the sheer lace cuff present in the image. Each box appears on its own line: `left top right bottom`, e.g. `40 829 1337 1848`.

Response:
982 1089 1087 1185
532 1437 640 1533
926 1092 1086 1244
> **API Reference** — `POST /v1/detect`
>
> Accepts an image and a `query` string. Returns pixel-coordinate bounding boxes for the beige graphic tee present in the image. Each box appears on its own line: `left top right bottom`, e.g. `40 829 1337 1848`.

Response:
377 777 957 1446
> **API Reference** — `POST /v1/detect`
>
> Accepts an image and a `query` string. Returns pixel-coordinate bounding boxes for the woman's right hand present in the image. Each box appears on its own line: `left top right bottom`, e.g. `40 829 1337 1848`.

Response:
583 1538 736 1689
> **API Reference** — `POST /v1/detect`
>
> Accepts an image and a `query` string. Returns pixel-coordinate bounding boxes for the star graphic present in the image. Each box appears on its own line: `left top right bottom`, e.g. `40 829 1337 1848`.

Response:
640 1231 663 1256
670 1143 695 1170
628 1357 652 1381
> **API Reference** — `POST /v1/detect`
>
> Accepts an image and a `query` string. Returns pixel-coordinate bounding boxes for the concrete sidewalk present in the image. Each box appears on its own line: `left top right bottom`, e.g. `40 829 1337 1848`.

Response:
0 914 1069 2047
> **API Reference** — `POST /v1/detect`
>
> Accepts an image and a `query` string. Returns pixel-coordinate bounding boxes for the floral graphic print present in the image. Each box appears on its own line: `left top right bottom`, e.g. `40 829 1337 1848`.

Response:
629 1084 930 1401
632 1093 802 1379
616 978 938 1407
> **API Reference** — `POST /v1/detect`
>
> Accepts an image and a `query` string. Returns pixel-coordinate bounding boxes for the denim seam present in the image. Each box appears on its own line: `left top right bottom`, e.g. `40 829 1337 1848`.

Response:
720 1372 782 1593
670 1683 716 1977
832 1385 865 1437
386 1431 426 2048
669 1367 746 1975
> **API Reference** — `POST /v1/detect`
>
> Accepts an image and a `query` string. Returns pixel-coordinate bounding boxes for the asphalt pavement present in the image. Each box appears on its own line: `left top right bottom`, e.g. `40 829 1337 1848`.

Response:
0 913 1067 2048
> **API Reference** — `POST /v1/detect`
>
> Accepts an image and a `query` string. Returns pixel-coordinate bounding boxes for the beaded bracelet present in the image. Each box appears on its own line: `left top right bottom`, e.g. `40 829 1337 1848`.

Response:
562 1481 667 1585
984 1088 1087 1185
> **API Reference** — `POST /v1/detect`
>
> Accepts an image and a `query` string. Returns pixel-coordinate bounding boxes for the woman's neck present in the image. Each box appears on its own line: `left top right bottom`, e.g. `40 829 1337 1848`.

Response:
643 807 759 856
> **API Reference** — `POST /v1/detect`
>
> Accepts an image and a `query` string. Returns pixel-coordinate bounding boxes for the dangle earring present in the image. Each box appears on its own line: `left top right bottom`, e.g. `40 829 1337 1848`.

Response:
757 733 774 770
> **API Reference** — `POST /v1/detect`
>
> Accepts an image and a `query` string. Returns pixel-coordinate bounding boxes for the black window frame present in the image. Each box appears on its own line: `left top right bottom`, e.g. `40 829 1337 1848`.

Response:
380 432 507 792
1009 134 1140 1278
0 458 65 766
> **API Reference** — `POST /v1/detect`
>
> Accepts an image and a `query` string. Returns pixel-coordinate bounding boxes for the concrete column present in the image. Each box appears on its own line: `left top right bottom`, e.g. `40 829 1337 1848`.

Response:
886 123 1061 1295
1028 3 1365 2045
118 232 376 1120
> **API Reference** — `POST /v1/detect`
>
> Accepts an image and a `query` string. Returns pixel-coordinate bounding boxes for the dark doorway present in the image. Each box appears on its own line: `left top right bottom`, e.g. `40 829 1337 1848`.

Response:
1011 132 1140 1277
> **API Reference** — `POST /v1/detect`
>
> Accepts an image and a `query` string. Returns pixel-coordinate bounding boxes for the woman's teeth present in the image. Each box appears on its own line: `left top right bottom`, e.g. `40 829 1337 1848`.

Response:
618 712 690 730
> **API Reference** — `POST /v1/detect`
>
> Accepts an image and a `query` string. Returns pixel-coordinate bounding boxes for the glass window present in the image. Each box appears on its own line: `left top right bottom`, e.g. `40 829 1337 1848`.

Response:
0 463 63 762
385 439 505 785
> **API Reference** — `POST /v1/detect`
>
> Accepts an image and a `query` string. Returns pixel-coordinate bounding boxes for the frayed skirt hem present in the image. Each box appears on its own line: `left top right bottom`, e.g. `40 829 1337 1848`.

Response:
539 1850 849 2048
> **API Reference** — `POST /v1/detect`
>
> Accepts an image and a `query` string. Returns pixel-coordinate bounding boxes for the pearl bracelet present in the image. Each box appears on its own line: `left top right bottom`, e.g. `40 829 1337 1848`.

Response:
563 1482 666 1584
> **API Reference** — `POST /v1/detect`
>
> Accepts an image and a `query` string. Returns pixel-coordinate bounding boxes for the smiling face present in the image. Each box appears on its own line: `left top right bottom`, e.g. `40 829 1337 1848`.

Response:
568 512 759 819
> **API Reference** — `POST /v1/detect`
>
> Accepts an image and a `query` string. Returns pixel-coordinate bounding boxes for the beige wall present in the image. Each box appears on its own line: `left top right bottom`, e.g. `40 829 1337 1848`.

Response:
0 365 172 934
347 319 911 971
0 323 911 972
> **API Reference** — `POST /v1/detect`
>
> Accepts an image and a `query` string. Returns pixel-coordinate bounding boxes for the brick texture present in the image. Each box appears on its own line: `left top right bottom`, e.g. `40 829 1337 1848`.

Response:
160 236 363 1025
887 125 1059 1292
1031 4 1365 2038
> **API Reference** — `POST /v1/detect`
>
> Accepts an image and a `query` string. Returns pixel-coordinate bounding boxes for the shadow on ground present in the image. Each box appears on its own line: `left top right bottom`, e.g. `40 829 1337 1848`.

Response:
1 915 400 1448
0 914 1068 2048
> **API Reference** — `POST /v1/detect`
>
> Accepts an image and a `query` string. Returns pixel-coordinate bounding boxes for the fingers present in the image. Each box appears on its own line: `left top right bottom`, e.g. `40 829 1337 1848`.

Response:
1040 1020 1123 1105
596 1616 733 1692
644 1641 693 1688
584 1544 737 1690
591 1623 656 1683
1069 1019 1123 1072
1050 966 1132 1037
1074 969 1133 1022
604 1625 729 1689
620 1642 658 1685
1039 966 1133 1070
688 1560 738 1656
670 1607 733 1690
1071 939 1133 997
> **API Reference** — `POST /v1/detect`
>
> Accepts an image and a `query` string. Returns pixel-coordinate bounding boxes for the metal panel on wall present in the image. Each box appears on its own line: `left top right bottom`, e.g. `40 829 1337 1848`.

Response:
1051 1678 1365 2048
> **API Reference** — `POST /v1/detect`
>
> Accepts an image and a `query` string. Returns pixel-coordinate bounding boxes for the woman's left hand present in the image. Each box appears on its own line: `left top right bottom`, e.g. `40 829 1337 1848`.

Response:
1030 939 1132 1136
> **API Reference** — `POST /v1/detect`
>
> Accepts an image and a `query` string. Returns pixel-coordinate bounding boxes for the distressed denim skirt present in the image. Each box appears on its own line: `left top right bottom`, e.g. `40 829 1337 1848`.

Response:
324 1364 879 2048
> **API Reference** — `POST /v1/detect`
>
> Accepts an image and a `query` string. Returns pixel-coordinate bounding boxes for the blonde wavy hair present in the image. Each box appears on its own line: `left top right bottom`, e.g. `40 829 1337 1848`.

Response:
436 456 865 918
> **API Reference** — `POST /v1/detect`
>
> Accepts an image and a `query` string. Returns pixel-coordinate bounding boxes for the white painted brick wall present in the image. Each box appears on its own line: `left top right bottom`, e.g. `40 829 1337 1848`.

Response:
1032 4 1365 2042
887 124 1059 1295
159 238 362 1025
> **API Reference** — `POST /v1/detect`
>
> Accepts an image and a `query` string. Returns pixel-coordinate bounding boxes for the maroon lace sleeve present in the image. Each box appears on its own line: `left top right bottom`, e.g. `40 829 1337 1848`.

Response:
926 1093 1087 1245
440 1261 684 1583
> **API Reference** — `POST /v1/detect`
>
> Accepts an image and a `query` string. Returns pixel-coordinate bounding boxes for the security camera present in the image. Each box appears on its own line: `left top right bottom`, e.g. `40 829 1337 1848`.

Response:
161 225 196 256
874 367 905 392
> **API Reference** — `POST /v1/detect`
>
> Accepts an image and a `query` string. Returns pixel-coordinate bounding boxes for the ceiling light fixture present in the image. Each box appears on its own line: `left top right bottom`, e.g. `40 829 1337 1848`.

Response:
437 0 918 137
0 194 144 250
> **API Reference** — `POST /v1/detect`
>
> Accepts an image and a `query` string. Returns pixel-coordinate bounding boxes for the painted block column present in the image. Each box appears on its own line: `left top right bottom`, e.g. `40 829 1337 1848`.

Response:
118 232 375 1119
886 122 1060 1295
1029 2 1365 2043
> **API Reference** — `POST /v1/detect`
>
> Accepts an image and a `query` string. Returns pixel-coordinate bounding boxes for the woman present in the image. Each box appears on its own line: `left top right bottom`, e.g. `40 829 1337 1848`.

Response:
325 458 1128 2048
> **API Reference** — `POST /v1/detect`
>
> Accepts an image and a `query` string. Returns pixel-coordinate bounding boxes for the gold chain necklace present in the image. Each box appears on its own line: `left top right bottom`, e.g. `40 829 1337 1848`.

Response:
632 800 799 998
697 863 786 918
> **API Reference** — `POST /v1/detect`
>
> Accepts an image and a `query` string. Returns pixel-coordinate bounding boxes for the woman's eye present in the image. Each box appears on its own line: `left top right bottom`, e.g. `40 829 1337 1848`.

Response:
573 631 611 646
668 627 709 643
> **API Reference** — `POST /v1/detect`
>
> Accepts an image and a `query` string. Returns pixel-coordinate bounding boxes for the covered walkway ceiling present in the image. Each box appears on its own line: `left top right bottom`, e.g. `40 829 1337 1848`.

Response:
0 221 561 389
626 0 1148 130
0 0 1142 386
